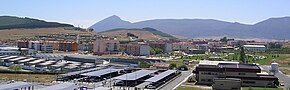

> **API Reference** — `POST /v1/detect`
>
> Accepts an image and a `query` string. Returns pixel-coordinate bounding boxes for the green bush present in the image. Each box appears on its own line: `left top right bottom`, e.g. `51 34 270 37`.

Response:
178 64 188 71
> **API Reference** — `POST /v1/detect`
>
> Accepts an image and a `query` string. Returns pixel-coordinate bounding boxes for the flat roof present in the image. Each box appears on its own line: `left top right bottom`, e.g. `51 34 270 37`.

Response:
218 63 260 70
145 70 176 82
59 67 104 76
199 60 239 66
243 45 266 48
0 82 34 90
51 62 68 67
81 68 123 77
114 70 158 81
94 87 111 90
38 83 77 90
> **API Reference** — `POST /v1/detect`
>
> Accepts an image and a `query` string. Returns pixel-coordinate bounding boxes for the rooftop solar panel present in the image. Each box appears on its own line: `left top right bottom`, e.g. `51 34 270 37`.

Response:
218 63 260 70
81 68 123 77
0 82 34 90
1 56 18 60
18 58 37 63
38 83 77 90
113 70 158 81
9 57 27 61
94 87 111 90
145 70 176 82
59 67 104 76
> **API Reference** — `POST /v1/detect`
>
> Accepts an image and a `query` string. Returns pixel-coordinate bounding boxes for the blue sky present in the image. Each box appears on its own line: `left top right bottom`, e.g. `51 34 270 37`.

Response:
1 0 290 28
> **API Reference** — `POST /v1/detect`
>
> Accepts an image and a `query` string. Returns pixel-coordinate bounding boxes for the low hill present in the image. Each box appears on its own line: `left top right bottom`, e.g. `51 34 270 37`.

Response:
0 28 95 40
0 16 73 30
99 28 175 40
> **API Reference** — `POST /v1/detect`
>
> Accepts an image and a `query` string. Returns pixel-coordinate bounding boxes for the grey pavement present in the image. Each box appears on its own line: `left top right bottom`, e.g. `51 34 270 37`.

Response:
261 65 290 90
160 71 192 90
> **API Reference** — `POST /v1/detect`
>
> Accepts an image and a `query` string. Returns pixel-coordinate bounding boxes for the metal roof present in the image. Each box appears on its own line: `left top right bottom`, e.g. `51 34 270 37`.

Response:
0 82 34 90
18 58 37 63
81 68 123 77
9 57 27 61
38 83 77 90
1 56 18 60
59 67 104 76
94 87 111 90
39 61 56 66
113 70 158 81
28 59 45 64
145 70 176 82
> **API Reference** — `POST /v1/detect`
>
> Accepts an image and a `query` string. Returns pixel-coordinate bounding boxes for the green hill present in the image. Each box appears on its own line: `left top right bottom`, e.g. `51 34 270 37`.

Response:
101 27 175 38
0 16 73 30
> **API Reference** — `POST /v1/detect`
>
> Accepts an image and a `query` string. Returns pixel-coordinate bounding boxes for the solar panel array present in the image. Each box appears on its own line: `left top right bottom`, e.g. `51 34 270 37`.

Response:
81 68 124 77
114 70 158 80
145 70 176 82
38 83 77 90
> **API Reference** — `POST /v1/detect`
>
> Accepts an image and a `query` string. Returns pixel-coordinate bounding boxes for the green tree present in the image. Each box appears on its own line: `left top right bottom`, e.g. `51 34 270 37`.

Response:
138 61 150 68
169 63 177 69
155 48 164 54
8 64 22 71
178 64 188 71
150 48 156 55
240 47 246 63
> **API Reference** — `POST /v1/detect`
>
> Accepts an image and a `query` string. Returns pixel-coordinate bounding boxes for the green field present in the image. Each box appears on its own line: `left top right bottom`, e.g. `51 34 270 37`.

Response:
242 87 283 90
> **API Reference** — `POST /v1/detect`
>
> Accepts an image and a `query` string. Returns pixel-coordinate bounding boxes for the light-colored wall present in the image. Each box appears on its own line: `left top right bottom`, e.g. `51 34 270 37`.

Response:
140 45 150 56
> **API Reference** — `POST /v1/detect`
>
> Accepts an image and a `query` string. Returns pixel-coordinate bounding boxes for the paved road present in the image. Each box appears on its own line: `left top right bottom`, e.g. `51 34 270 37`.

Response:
260 65 290 90
160 71 192 90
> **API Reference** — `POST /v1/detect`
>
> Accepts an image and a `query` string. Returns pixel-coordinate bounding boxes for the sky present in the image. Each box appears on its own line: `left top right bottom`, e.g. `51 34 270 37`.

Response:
1 0 290 28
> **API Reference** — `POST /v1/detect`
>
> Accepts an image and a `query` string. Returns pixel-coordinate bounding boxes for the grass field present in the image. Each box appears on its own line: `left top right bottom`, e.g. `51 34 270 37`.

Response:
0 74 57 83
242 87 283 90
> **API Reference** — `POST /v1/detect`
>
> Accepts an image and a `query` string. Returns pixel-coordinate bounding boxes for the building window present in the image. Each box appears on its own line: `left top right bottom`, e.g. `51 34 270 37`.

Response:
201 79 206 81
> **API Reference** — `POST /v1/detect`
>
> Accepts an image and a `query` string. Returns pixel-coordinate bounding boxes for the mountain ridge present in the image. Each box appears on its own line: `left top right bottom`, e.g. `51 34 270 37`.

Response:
90 15 290 40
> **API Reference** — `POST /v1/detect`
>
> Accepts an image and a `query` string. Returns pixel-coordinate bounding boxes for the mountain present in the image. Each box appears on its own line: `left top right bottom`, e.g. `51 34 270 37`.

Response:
0 16 73 30
90 15 131 31
90 15 290 40
99 28 175 40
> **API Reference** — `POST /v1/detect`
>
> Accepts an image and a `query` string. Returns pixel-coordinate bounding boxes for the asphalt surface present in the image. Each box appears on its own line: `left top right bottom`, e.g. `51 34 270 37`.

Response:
160 71 192 90
260 65 290 90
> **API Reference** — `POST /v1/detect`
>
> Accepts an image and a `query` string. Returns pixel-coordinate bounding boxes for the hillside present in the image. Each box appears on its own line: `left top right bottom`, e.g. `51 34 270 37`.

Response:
99 28 175 40
0 28 95 40
0 16 73 30
90 15 290 40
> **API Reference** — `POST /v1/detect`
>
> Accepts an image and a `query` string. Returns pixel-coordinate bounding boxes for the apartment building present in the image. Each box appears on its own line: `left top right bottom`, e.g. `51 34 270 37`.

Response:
59 41 78 52
149 41 172 53
193 61 278 87
125 42 150 56
172 42 196 51
93 39 119 55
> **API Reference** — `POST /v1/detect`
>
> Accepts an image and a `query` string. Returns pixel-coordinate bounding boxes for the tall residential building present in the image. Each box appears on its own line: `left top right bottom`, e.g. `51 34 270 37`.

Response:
149 42 172 53
93 39 119 55
125 42 150 56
